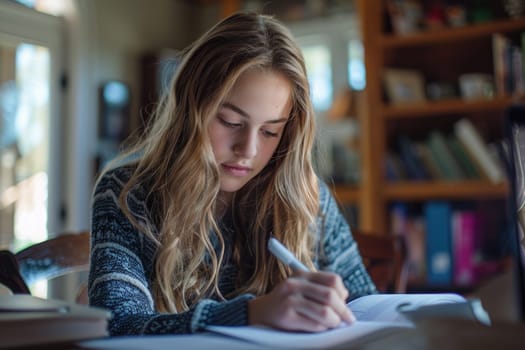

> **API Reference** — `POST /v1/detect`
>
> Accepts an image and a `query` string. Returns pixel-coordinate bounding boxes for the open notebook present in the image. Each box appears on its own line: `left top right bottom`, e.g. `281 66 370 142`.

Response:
206 293 480 349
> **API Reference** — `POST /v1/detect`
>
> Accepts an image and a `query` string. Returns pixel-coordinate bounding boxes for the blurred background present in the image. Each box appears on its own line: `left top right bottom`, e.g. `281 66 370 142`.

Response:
0 0 363 250
1 0 524 300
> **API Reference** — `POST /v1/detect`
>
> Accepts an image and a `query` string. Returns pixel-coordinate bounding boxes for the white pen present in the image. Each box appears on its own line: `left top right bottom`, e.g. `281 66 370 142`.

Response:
268 237 309 272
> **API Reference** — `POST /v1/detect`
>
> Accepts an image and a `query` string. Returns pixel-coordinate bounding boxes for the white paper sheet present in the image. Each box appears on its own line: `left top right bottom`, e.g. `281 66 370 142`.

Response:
206 321 411 349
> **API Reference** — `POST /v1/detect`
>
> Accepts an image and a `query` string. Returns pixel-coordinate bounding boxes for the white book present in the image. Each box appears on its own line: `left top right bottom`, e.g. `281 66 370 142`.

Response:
454 118 505 183
206 293 487 349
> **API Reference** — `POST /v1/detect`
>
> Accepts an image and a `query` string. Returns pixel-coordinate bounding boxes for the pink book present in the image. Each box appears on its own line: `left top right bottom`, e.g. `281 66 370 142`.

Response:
452 210 477 286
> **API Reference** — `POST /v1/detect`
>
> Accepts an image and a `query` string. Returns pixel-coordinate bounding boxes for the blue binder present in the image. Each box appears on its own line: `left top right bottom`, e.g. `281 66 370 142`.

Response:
424 201 453 285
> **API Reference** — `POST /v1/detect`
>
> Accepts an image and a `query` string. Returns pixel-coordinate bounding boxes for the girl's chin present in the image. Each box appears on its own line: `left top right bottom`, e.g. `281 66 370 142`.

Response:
219 180 246 193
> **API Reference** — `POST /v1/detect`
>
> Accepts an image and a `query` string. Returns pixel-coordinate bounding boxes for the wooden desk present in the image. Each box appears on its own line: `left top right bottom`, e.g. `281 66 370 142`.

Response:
76 333 269 350
69 320 525 350
333 319 525 350
418 319 525 350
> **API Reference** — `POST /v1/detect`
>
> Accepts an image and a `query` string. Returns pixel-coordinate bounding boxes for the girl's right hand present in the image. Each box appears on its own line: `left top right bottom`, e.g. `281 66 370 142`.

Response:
247 270 356 332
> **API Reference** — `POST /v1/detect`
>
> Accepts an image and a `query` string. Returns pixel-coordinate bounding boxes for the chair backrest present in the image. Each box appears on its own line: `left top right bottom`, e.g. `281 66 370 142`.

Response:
352 229 408 293
0 231 90 304
0 250 30 294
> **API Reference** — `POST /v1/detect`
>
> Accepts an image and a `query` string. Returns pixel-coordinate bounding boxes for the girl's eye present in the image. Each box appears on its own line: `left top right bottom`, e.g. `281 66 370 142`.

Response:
262 129 279 138
219 117 241 128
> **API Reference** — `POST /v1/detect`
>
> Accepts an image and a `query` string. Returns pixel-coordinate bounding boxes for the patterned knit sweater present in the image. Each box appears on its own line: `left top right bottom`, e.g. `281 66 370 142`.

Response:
89 166 377 336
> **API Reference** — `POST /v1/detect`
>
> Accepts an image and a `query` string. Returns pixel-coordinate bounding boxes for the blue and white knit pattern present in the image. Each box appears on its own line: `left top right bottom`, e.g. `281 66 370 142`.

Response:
89 166 377 335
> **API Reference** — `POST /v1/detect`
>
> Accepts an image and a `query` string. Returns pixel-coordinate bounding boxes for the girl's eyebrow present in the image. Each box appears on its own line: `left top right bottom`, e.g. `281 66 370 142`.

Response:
222 102 288 124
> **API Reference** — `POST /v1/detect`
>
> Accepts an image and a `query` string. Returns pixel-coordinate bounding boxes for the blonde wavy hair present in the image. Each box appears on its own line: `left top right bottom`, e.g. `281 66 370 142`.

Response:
111 12 319 313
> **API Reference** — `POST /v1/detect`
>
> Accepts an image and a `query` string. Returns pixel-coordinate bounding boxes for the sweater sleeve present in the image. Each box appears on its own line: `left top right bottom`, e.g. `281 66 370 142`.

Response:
315 181 378 300
88 168 254 336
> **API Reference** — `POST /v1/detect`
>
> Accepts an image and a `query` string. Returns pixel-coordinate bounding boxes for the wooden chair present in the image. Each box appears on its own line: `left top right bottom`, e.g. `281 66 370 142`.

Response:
0 231 90 304
0 250 31 294
352 229 408 293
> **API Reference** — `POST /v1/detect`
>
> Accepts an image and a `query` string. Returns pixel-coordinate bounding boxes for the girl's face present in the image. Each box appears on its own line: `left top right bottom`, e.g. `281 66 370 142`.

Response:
209 70 292 195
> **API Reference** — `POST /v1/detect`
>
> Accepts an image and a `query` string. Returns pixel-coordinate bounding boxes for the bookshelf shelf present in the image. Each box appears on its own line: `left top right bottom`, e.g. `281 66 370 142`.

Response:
381 17 525 48
331 185 360 204
382 96 515 119
384 181 508 201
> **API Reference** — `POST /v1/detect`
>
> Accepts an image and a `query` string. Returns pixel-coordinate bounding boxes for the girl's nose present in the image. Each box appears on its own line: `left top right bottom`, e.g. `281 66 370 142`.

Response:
233 130 257 158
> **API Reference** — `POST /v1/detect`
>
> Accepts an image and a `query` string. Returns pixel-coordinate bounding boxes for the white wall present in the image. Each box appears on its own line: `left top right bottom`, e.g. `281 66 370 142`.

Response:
64 0 210 232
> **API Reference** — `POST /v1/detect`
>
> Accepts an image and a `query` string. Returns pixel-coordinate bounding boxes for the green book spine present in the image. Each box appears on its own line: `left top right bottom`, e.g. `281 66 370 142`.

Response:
447 135 482 179
427 131 466 181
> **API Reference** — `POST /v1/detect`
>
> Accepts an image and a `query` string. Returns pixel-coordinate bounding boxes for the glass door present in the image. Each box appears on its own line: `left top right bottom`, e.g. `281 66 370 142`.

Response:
1 41 51 251
0 2 64 253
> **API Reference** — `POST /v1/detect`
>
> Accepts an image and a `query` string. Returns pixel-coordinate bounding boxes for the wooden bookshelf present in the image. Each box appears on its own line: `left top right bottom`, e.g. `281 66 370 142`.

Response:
352 0 525 235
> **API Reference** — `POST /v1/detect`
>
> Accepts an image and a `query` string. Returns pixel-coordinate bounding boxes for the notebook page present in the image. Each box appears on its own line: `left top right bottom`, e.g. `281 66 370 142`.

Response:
348 293 466 323
206 321 411 349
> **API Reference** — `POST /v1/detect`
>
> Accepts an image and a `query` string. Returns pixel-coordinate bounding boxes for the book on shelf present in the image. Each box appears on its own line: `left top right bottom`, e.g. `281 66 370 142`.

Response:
413 142 443 180
453 118 505 183
405 216 427 284
0 294 110 349
447 135 482 180
493 32 511 96
492 32 525 96
520 32 525 93
390 202 426 283
397 135 429 180
424 201 453 285
206 293 490 349
451 202 510 287
426 130 466 181
504 36 525 95
488 141 507 176
452 210 478 286
385 151 407 181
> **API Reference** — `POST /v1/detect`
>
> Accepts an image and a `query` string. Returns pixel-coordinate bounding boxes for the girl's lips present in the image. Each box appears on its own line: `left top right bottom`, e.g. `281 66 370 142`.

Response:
222 164 252 177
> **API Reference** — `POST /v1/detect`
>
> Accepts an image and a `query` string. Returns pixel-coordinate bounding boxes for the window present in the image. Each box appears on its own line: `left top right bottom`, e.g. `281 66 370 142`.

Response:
290 15 364 114
348 39 366 90
302 45 333 111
